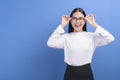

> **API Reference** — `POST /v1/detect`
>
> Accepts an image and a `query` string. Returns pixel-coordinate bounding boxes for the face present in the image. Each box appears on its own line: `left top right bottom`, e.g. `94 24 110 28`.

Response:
70 11 85 32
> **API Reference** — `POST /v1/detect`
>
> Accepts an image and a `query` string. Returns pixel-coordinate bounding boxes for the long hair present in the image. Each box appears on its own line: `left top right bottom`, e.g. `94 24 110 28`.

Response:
68 8 87 33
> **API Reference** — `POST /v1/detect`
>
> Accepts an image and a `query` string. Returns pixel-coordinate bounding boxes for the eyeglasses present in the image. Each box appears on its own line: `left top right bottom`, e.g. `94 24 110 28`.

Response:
71 17 85 22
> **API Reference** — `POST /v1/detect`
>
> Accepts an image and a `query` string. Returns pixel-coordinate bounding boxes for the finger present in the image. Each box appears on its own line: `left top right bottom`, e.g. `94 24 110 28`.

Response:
86 14 92 19
89 13 93 15
88 14 94 18
66 16 71 21
63 15 69 18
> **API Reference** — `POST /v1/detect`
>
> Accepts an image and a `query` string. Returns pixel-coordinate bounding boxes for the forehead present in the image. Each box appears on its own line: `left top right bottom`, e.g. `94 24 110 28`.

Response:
72 11 84 17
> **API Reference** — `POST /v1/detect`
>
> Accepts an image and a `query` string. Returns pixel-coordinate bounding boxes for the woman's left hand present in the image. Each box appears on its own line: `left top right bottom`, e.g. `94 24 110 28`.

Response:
84 14 98 28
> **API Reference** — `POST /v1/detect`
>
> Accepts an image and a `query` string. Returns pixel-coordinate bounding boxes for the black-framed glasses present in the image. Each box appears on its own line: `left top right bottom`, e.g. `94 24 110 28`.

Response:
71 17 85 21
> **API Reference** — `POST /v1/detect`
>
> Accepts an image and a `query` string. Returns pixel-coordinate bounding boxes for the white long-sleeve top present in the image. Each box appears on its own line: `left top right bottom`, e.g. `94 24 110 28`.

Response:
47 25 114 66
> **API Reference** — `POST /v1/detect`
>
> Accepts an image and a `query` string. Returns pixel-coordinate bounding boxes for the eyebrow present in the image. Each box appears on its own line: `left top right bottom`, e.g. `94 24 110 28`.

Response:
72 16 84 18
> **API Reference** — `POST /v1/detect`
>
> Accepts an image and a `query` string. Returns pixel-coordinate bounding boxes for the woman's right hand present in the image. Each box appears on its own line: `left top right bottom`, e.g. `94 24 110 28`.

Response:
60 15 71 28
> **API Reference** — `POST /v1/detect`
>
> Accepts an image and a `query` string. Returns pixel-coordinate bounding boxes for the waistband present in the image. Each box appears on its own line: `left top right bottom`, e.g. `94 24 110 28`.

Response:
67 63 91 68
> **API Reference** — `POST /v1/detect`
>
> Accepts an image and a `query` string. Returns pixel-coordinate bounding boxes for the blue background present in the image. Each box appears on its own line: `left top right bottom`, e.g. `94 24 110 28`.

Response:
0 0 120 80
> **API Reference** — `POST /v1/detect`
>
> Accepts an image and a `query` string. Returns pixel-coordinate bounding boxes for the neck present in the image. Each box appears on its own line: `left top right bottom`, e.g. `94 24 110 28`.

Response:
74 29 83 32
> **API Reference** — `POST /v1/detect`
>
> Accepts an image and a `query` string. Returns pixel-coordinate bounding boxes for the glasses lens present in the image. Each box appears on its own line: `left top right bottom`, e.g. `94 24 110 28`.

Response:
72 17 84 21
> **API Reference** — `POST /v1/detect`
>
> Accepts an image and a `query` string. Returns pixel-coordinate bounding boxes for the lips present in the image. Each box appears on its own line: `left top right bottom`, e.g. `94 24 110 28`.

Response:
74 24 82 28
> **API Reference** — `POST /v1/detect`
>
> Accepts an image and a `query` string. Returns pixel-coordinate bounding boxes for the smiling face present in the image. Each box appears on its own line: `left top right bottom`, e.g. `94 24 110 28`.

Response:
70 11 86 32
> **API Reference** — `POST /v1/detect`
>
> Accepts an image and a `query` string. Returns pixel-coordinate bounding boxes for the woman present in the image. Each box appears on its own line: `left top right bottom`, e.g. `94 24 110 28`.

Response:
47 8 114 80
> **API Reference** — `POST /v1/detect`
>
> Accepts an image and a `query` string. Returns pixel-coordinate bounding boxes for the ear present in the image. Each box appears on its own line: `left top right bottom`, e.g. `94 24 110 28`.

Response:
69 18 72 23
84 17 87 22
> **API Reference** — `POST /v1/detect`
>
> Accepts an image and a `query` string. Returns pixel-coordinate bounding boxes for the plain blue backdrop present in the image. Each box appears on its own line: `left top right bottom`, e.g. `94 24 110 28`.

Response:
0 0 120 80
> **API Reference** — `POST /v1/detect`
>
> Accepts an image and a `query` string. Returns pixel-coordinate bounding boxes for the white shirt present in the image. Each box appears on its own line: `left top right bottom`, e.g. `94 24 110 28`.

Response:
47 25 114 66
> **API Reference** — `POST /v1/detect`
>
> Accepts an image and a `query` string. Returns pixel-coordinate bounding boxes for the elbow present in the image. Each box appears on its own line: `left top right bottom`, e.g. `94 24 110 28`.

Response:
47 41 56 48
108 36 115 43
110 36 115 42
47 41 52 47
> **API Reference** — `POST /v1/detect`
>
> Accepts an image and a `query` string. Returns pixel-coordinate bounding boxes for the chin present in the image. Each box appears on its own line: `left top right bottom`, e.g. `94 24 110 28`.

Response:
74 28 83 31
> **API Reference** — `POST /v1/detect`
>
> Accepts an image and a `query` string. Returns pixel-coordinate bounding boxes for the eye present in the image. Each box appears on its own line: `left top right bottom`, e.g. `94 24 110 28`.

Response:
79 17 84 20
71 17 77 20
71 17 85 21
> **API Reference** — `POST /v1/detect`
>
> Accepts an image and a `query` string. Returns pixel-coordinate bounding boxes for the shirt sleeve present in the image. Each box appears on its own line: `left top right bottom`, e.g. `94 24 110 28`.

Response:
94 25 115 47
47 25 65 49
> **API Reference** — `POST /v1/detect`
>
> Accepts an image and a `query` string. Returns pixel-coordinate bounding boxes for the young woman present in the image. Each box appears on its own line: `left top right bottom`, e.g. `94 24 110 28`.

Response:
47 8 114 80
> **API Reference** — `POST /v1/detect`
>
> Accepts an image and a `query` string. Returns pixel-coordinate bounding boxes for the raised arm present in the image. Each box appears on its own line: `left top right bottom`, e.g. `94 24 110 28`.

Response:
85 14 114 47
94 25 115 47
47 15 71 49
47 25 65 49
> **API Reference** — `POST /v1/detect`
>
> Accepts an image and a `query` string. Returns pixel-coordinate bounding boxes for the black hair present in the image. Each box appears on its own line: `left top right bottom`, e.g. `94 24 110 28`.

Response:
68 8 87 33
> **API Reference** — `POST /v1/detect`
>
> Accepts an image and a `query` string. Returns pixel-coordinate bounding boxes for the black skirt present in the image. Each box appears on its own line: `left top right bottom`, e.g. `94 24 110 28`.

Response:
64 63 94 80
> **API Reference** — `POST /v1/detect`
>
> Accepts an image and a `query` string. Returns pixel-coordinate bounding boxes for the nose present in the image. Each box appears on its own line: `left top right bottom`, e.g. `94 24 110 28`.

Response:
76 19 80 23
